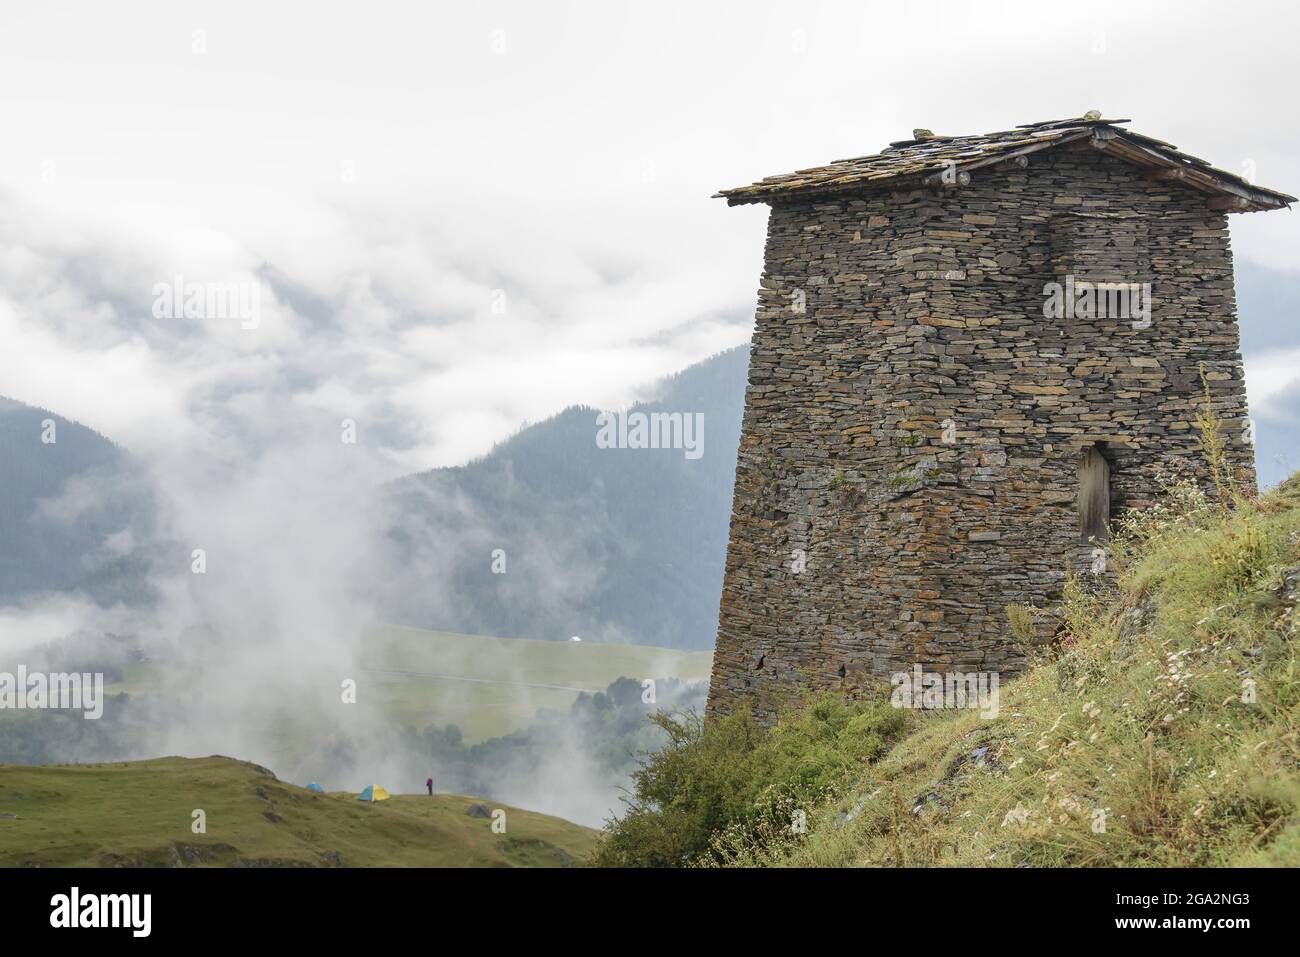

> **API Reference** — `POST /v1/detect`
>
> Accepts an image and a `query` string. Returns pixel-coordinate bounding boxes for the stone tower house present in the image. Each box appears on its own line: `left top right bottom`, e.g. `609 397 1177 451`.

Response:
707 115 1293 721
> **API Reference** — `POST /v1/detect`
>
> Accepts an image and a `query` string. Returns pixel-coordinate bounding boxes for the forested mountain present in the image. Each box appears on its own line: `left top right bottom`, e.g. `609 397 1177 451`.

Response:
376 346 750 650
0 398 152 605
0 349 751 650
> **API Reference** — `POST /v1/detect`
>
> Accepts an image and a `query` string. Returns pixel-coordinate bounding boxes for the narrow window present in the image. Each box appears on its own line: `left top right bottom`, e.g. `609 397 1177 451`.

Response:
1078 445 1111 542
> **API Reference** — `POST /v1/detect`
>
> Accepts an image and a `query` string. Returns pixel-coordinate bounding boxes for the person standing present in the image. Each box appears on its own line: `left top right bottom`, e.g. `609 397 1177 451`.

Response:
425 774 433 796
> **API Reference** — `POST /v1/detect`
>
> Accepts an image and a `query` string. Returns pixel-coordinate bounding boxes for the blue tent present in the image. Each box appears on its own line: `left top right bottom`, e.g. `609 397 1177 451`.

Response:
357 784 390 802
306 782 325 794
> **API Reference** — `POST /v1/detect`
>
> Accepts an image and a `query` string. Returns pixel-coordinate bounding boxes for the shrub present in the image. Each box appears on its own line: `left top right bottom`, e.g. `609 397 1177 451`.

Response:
592 692 912 867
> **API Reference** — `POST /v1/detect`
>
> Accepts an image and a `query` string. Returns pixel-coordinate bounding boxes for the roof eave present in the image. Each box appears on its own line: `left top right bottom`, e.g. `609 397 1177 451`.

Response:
715 124 1295 210
1095 132 1296 211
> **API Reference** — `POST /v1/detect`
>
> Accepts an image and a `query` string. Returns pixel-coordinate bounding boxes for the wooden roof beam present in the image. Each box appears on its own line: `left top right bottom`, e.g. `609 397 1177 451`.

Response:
924 167 971 188
994 155 1030 171
1207 195 1252 211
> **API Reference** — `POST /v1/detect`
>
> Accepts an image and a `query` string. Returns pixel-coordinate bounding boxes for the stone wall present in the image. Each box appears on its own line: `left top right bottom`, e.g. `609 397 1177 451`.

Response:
706 145 1255 721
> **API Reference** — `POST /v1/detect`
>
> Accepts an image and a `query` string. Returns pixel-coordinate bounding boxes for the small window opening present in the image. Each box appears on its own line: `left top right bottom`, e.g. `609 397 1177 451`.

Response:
1078 445 1111 542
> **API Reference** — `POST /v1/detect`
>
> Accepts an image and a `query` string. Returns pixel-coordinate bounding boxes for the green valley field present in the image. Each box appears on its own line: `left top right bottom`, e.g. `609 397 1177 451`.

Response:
0 756 600 867
107 626 712 745
362 626 711 741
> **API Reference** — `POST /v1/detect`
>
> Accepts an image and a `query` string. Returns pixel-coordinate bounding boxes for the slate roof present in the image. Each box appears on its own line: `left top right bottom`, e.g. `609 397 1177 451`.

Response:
715 116 1295 212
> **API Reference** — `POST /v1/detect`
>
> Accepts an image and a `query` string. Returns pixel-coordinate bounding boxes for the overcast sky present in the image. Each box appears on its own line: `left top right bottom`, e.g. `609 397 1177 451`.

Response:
1 0 1297 471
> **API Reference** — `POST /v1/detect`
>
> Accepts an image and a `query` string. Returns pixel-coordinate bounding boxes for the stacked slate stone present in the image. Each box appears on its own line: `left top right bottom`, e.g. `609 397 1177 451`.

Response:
706 115 1294 722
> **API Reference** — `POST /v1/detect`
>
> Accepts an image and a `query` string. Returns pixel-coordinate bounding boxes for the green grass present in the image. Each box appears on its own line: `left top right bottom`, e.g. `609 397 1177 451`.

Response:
107 626 713 744
364 626 711 741
0 755 600 867
714 473 1300 867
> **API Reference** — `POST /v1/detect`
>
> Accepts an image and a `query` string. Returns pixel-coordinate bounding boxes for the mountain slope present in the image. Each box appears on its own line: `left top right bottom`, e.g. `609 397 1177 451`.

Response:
0 756 599 867
0 397 151 605
1236 260 1300 490
377 345 750 650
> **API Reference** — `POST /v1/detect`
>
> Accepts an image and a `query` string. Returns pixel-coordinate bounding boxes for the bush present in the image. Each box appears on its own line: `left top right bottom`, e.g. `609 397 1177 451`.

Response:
592 692 912 867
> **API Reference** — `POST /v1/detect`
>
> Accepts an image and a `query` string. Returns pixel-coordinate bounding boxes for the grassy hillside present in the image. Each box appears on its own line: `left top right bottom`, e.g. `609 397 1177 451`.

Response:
598 468 1300 868
0 756 599 867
